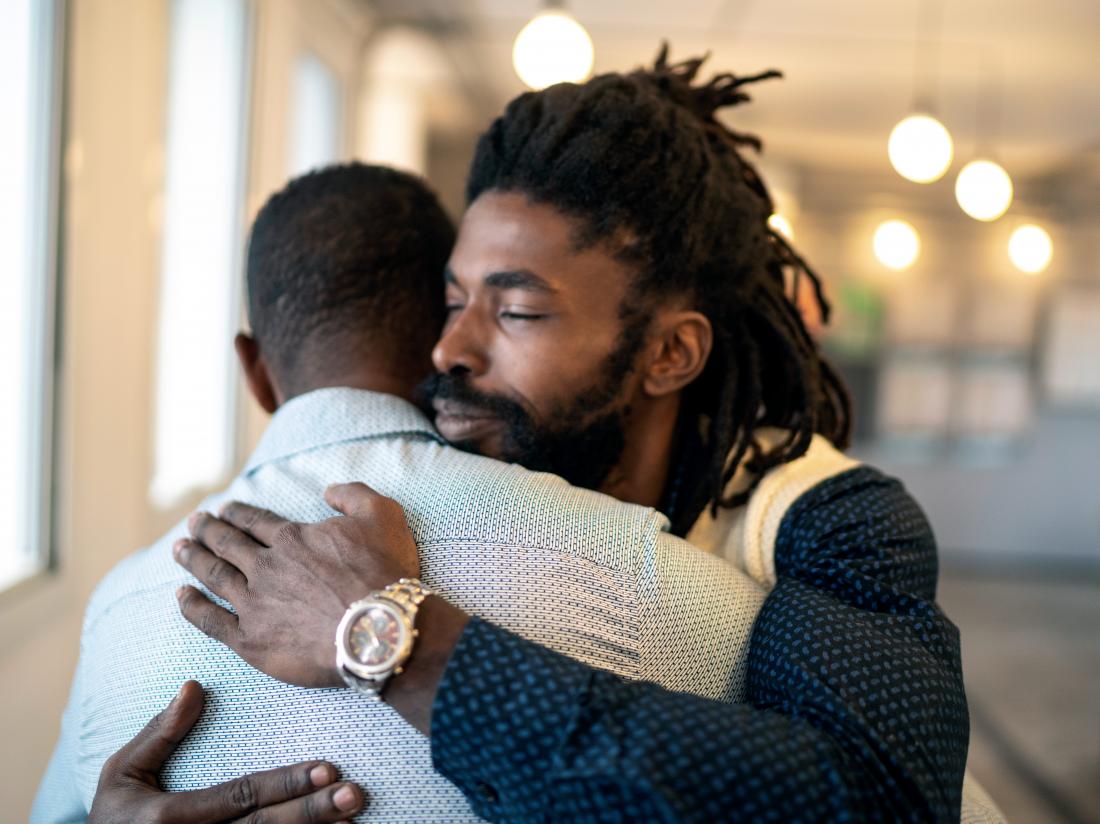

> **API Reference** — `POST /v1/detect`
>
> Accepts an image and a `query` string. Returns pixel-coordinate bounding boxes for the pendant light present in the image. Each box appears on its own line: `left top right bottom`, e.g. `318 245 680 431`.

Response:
767 213 794 241
955 53 1013 221
874 219 921 271
888 0 953 183
889 114 954 183
1008 223 1053 274
512 1 594 90
955 159 1013 221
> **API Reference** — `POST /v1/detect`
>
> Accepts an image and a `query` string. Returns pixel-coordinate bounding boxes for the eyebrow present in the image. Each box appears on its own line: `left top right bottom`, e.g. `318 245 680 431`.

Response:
444 266 556 294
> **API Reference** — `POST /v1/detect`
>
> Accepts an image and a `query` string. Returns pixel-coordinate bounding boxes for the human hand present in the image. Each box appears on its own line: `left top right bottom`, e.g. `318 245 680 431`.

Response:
87 680 364 823
174 483 420 689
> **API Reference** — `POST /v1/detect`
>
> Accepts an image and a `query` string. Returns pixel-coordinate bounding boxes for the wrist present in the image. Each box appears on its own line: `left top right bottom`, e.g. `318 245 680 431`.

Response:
383 595 470 736
335 578 433 699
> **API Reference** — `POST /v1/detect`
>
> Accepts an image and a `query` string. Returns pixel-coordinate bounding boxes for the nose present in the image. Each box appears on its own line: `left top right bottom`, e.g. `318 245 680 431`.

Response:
432 308 490 378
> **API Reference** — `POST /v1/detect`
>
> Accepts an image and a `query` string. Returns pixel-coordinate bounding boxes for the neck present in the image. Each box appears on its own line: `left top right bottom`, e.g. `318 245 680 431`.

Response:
279 363 423 407
598 393 680 511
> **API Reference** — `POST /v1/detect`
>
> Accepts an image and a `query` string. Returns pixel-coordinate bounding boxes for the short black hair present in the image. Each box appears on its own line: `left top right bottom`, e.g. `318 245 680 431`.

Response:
246 162 455 394
467 46 851 535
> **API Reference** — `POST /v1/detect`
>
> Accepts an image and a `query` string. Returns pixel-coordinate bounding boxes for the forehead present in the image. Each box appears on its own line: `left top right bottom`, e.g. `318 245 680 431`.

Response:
448 191 634 300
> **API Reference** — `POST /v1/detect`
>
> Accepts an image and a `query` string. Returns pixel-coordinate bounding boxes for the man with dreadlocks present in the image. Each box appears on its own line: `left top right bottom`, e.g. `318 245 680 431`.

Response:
85 50 999 822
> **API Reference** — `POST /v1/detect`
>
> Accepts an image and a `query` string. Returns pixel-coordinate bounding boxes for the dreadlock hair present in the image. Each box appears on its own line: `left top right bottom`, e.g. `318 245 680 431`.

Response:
466 44 852 536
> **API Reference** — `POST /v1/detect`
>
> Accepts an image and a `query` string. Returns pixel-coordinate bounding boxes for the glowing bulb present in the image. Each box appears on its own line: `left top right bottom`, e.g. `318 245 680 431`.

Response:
512 9 594 90
873 219 920 271
1008 224 1052 274
888 114 954 183
955 159 1013 221
768 213 794 241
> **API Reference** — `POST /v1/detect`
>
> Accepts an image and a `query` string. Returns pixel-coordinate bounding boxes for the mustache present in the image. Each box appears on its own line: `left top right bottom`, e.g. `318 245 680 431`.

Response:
416 372 529 423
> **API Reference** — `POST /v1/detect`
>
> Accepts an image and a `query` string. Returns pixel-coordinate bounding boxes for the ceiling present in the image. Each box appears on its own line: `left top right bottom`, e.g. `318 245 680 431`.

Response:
368 0 1100 178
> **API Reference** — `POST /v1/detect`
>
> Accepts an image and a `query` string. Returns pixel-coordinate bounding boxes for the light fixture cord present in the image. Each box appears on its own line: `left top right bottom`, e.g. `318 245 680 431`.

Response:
912 0 944 112
974 51 1004 157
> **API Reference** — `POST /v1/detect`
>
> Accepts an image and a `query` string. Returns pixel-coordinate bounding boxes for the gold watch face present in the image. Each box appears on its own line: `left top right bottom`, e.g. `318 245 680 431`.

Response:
348 604 405 667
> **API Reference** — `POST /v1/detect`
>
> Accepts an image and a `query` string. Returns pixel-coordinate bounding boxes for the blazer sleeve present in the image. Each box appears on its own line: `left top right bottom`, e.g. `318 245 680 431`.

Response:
429 467 968 823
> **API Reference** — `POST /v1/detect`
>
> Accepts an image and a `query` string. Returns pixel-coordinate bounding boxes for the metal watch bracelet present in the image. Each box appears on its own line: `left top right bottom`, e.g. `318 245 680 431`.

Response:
336 578 434 699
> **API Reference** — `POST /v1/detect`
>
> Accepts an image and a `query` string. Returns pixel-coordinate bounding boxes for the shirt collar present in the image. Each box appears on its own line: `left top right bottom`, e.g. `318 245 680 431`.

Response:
243 387 444 475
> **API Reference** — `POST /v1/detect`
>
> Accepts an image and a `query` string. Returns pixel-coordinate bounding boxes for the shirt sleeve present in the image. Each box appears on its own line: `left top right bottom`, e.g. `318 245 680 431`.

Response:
430 467 968 823
636 532 766 702
31 650 90 823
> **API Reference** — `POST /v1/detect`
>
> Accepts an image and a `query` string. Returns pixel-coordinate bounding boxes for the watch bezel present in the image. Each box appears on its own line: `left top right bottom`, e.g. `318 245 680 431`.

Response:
336 598 414 680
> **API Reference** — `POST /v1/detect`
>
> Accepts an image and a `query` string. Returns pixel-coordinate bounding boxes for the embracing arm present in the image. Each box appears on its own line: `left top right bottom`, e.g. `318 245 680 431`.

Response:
175 475 967 822
424 468 967 822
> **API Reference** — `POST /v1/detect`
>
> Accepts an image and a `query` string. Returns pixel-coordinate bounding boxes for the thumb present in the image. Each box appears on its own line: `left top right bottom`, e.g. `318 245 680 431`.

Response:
324 482 382 517
113 680 205 776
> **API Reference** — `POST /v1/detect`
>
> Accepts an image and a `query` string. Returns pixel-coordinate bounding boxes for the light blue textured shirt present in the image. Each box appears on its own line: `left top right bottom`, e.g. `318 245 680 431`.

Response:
33 388 765 823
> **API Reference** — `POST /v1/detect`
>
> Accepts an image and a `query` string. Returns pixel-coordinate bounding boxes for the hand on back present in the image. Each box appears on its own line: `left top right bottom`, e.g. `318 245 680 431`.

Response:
87 680 364 823
173 482 420 688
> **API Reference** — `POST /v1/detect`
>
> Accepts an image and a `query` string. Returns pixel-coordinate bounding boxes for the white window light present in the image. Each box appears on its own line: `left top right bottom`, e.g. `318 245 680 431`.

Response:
289 51 343 177
151 0 250 508
0 0 61 590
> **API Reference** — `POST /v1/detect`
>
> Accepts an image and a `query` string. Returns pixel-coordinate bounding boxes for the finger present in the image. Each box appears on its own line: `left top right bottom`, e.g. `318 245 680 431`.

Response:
177 585 242 648
108 680 205 777
231 781 365 823
156 761 353 822
188 511 264 573
216 501 294 548
174 539 246 602
324 482 385 518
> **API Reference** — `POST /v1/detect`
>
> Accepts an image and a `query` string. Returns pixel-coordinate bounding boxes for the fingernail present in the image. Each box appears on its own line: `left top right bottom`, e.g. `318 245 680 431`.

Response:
310 764 334 787
333 785 358 811
173 540 190 562
187 511 202 530
175 586 186 601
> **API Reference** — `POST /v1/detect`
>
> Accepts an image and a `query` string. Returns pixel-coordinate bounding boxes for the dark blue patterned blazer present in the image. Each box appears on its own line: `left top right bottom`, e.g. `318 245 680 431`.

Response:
431 466 968 822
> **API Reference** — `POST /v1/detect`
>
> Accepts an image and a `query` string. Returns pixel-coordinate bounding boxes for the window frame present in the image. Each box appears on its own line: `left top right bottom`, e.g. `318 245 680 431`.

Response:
0 0 66 599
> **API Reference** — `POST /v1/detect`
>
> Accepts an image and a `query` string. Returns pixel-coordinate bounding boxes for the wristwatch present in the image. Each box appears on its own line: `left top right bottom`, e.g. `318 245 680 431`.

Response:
334 578 434 699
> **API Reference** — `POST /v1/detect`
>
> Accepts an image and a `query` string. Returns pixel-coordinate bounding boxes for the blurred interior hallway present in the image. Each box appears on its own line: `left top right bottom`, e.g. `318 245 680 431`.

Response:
940 567 1100 824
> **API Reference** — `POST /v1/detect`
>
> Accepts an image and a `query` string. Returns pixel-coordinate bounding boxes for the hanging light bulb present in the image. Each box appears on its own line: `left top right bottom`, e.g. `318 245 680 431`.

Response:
767 213 794 241
873 219 920 271
512 3 594 90
955 159 1013 221
888 113 954 183
1008 224 1052 274
889 0 953 183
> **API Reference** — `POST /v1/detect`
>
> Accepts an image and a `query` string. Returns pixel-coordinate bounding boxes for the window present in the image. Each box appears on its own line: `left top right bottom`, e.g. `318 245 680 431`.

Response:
0 0 62 590
289 51 343 177
151 0 251 507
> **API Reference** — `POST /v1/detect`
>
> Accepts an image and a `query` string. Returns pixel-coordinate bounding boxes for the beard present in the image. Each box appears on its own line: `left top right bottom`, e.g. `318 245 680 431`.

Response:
417 320 646 492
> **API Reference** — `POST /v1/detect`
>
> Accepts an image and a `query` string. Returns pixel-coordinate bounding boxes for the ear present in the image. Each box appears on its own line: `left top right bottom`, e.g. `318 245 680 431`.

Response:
234 333 279 414
641 310 713 398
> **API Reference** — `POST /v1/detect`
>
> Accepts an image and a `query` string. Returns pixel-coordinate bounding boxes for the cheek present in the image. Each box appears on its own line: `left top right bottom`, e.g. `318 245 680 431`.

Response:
486 335 558 405
494 335 618 417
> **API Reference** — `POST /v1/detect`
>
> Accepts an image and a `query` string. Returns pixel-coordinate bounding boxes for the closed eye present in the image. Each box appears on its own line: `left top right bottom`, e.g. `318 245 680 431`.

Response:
500 311 547 321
